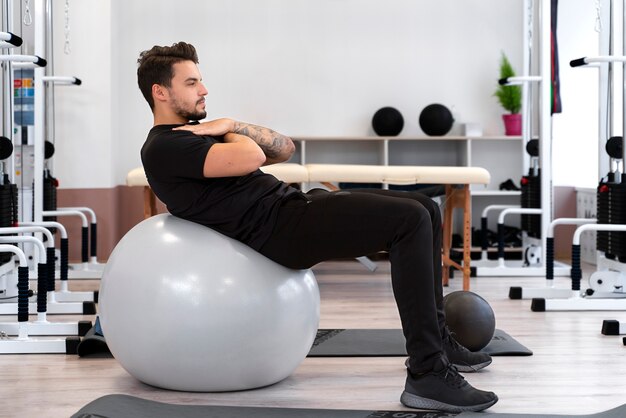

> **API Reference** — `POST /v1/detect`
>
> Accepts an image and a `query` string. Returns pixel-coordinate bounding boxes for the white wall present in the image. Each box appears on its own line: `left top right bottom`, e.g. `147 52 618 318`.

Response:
46 0 603 189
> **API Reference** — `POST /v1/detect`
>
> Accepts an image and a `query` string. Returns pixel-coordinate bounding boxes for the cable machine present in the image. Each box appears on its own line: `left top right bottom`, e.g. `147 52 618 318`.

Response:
471 0 568 281
532 0 626 314
0 0 88 354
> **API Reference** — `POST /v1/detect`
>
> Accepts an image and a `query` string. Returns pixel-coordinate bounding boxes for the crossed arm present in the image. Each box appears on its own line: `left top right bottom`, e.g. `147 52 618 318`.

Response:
174 118 295 178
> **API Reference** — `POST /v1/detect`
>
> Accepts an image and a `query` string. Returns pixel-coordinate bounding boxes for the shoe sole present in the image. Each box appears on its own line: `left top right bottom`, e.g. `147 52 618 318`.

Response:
454 358 492 373
400 391 498 413
404 358 492 373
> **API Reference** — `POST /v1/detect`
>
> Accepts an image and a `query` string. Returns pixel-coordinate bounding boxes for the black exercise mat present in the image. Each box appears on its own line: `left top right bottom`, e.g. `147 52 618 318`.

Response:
481 329 532 356
309 329 532 357
77 317 111 358
72 394 626 418
76 325 111 358
77 328 531 358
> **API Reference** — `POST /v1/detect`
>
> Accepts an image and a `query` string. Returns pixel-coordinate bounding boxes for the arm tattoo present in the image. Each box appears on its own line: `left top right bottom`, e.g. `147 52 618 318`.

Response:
233 122 292 159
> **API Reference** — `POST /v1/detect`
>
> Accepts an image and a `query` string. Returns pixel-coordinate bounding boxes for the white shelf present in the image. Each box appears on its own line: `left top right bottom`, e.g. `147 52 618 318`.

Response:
293 136 524 167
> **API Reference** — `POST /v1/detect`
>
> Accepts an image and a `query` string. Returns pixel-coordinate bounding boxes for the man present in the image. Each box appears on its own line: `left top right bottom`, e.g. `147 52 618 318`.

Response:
137 41 497 413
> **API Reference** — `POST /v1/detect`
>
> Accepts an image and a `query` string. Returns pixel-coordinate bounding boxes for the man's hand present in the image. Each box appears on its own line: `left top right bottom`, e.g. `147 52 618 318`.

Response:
173 118 234 136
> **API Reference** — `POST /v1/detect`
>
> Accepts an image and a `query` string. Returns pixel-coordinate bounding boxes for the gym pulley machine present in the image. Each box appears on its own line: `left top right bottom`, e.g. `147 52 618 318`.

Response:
0 0 90 354
531 0 626 317
471 0 571 284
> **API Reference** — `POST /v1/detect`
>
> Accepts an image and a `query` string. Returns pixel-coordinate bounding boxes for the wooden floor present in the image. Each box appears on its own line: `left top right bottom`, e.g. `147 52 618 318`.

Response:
1 260 625 417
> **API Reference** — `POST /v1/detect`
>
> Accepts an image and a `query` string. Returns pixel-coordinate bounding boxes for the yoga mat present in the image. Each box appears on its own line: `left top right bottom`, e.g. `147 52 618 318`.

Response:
309 329 532 357
77 328 532 358
77 317 111 358
72 394 626 418
76 325 111 358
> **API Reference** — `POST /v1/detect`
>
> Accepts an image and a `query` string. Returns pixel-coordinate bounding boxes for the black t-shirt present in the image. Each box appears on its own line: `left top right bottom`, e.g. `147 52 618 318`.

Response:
141 124 300 250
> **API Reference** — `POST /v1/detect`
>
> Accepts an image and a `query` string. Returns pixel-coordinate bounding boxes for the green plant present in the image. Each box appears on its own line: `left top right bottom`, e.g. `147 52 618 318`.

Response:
494 53 522 114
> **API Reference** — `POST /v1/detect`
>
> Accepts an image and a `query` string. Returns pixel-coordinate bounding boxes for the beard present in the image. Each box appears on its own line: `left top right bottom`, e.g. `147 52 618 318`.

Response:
177 108 207 121
170 95 207 121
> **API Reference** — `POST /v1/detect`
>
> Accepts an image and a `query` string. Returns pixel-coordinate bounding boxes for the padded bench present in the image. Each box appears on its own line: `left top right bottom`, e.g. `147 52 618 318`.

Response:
126 163 491 290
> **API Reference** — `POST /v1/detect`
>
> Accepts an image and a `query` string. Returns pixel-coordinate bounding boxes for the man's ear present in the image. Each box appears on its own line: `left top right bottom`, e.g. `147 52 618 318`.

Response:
152 84 168 103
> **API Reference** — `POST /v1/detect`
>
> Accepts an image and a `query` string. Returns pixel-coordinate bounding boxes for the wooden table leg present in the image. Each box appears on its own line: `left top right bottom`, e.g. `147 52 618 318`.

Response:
442 184 473 291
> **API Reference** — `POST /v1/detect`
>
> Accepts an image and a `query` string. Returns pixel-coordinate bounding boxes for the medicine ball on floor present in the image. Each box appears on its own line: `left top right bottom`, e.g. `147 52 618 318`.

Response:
372 107 404 136
99 214 320 392
443 290 496 351
419 103 454 136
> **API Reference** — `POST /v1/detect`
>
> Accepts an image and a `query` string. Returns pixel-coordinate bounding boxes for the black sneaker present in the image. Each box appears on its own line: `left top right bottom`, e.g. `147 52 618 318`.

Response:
443 328 492 372
400 358 498 412
499 178 521 191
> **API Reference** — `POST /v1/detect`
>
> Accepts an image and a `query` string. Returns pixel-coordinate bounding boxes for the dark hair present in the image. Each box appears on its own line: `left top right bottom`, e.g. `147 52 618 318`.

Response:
137 42 199 110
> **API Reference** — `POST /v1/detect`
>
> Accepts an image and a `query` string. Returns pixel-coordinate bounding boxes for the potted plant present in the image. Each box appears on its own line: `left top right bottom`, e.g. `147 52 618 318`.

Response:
494 52 522 135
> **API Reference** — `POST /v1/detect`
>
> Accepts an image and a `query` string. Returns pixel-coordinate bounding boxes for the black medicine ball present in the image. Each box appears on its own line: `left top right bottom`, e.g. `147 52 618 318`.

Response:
372 107 404 136
443 290 496 352
419 104 454 136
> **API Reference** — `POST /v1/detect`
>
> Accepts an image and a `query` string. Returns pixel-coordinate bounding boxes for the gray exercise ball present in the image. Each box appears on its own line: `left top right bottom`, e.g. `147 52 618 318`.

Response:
99 214 320 392
443 290 496 352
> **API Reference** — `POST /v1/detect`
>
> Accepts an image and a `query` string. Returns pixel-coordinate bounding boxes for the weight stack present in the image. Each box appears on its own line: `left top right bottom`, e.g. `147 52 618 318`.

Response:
597 180 612 257
613 182 626 262
597 180 626 262
0 183 18 264
42 172 58 226
521 169 541 239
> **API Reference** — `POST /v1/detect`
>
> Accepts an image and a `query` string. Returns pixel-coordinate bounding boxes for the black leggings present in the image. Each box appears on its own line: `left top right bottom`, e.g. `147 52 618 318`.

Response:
259 188 445 373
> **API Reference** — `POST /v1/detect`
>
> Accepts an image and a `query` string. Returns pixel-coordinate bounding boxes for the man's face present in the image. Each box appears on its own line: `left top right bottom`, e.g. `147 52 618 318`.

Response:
166 61 208 121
